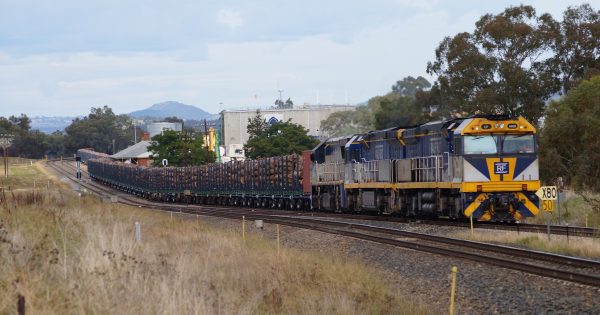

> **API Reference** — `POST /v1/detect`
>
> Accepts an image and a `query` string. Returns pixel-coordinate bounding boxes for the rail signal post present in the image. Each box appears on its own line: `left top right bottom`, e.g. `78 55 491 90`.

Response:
0 134 14 177
75 156 82 191
536 186 558 240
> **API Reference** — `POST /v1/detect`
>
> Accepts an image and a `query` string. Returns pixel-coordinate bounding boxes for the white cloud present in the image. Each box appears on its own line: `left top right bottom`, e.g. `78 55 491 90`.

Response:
394 0 441 10
1 0 597 117
216 9 243 29
0 8 486 116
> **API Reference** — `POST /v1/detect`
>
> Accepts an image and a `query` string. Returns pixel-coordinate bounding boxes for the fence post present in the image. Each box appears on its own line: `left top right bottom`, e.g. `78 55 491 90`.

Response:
276 224 280 254
17 294 25 315
547 214 551 241
449 266 458 315
135 222 141 242
469 214 474 237
242 216 246 242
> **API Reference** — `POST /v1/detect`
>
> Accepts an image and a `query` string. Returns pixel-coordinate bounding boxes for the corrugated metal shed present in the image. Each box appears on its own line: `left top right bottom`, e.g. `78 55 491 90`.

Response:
111 141 152 159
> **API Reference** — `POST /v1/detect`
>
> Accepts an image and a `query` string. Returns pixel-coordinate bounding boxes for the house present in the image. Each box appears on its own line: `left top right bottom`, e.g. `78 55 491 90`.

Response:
111 132 153 166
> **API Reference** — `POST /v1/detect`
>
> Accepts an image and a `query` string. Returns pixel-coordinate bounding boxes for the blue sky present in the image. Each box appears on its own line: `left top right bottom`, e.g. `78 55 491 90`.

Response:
0 0 597 116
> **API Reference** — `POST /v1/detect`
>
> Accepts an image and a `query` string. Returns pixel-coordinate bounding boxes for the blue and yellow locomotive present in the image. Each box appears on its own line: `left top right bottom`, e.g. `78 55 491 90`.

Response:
311 115 540 221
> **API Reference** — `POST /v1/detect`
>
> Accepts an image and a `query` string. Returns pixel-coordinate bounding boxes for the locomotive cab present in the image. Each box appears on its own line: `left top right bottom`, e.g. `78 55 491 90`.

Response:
454 116 540 221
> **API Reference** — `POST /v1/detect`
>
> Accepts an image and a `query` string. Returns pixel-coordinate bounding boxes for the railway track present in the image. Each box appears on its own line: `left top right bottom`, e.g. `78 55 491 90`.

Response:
57 158 599 238
46 159 600 288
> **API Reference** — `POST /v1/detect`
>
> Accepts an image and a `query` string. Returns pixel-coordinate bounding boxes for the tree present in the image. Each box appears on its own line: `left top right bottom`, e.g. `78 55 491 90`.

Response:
247 111 268 138
391 76 431 97
539 75 600 192
0 113 53 158
8 114 31 132
320 76 434 136
414 83 449 119
46 131 65 158
284 97 294 108
319 107 373 137
64 106 133 154
551 4 600 93
244 115 318 159
427 5 560 123
12 130 50 158
374 94 426 129
274 97 293 109
147 130 215 167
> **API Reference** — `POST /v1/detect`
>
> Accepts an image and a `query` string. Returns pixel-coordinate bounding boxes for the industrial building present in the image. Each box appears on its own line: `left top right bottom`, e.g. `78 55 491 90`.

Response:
146 122 182 137
220 105 355 158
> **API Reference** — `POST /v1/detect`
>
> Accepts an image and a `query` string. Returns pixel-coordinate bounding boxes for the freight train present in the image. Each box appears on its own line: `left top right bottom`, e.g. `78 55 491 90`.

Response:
80 115 540 221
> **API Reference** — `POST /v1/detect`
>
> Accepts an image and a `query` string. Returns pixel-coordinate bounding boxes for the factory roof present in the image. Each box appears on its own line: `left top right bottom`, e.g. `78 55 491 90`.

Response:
111 141 152 159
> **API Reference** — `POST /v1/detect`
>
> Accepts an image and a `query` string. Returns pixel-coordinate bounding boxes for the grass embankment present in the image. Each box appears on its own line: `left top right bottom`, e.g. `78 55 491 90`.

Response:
0 162 429 314
0 158 51 189
526 192 600 228
450 230 600 259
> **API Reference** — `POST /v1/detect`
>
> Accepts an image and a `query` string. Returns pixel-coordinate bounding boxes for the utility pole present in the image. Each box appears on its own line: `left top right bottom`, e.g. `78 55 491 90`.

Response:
204 119 209 151
133 123 137 144
0 134 14 177
278 89 284 106
112 139 115 154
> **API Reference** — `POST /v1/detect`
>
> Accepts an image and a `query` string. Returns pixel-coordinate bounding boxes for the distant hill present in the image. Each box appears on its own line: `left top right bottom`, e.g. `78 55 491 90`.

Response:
129 101 217 120
31 116 78 133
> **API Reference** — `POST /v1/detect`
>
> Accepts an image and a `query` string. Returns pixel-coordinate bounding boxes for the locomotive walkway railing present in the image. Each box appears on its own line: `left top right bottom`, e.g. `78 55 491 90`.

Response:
317 154 466 185
315 162 345 182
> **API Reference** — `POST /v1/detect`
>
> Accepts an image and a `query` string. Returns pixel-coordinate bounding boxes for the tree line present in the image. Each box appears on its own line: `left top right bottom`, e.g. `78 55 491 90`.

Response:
0 106 138 159
0 114 64 158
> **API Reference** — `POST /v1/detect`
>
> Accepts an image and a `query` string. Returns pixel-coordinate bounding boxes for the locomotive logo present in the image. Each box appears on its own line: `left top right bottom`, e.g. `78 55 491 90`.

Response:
494 162 509 174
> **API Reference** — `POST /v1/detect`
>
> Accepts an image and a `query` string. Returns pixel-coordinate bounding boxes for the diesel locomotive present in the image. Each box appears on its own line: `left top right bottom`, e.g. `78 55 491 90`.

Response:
81 115 540 221
311 115 540 221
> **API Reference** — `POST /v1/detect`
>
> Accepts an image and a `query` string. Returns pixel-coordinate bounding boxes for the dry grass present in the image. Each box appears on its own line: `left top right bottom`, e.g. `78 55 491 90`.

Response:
526 191 600 228
450 230 600 259
0 158 51 190
0 163 430 314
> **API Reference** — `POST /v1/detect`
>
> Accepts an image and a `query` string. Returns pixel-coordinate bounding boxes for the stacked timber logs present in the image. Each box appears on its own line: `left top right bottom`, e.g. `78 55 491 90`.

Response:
77 148 110 162
87 154 304 195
